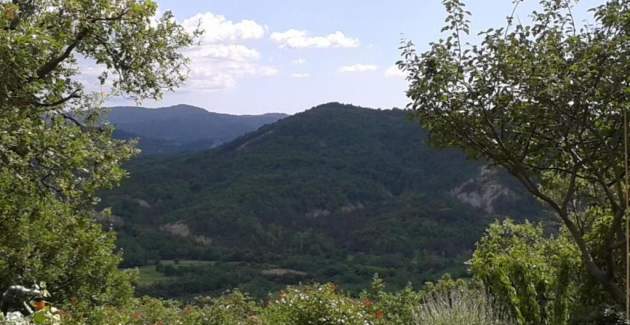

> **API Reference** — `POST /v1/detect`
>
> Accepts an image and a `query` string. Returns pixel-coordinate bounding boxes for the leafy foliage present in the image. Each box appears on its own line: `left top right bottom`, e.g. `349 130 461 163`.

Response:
360 274 423 325
65 291 261 325
399 0 630 305
262 284 370 325
0 0 193 305
471 220 579 324
55 278 516 325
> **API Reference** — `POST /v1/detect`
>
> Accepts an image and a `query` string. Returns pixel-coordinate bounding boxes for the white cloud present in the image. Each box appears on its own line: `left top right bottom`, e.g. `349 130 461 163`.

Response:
291 73 310 78
338 64 378 73
292 58 306 65
185 44 260 62
271 30 359 48
184 53 279 90
178 12 276 90
384 65 406 79
79 12 275 93
258 66 280 77
182 12 265 43
185 73 238 90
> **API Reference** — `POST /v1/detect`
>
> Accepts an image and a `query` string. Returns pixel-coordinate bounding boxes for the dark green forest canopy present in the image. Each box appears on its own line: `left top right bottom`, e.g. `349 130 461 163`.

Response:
102 103 542 298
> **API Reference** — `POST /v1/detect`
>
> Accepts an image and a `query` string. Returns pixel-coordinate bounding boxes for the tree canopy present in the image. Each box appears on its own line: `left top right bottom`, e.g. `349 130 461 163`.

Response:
0 0 194 305
399 0 630 307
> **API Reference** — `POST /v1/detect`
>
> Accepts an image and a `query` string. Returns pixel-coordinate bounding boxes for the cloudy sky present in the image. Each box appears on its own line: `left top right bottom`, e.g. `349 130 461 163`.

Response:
97 0 600 114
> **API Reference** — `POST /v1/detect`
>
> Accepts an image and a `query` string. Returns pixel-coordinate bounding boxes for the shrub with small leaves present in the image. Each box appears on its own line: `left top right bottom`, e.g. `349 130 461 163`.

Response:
61 291 263 325
262 284 371 325
63 297 200 324
360 274 423 325
193 291 261 325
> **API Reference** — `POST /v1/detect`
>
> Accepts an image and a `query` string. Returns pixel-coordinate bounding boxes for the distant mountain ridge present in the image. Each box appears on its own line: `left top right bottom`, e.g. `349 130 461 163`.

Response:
106 104 287 154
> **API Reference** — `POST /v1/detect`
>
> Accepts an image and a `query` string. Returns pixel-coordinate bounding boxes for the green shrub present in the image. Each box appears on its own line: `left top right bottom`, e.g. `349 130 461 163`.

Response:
262 284 371 325
62 291 260 325
64 297 199 324
193 291 261 325
49 280 516 324
360 274 423 325
471 220 580 324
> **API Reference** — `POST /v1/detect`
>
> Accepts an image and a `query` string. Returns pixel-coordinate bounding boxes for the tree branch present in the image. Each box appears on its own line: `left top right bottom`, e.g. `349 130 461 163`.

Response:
59 113 103 133
36 28 90 79
508 163 625 304
32 89 81 108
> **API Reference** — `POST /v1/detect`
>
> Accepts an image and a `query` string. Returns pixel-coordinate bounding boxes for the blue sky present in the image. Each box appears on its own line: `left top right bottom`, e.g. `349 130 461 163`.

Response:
104 0 601 114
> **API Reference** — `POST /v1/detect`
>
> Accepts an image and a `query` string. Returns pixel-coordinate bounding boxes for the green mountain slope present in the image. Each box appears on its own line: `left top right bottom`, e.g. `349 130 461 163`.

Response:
103 102 540 298
106 104 287 154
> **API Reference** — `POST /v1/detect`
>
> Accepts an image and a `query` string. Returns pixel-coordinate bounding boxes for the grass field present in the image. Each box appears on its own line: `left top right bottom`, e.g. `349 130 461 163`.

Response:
132 260 215 287
133 265 172 287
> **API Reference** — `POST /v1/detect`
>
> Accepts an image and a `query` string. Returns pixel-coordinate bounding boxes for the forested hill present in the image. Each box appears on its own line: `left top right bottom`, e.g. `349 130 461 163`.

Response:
106 104 287 154
103 102 541 298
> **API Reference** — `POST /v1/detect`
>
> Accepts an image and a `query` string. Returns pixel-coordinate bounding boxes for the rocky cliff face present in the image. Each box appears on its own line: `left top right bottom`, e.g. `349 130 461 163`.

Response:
451 166 517 215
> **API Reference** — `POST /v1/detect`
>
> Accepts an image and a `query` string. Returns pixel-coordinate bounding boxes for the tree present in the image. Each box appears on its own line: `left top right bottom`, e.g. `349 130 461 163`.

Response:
399 0 629 306
0 0 194 305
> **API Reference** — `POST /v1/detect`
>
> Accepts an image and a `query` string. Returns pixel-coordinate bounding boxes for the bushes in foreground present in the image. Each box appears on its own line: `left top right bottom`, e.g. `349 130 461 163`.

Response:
416 286 512 325
17 220 623 325
262 284 370 325
55 278 513 325
63 291 260 325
